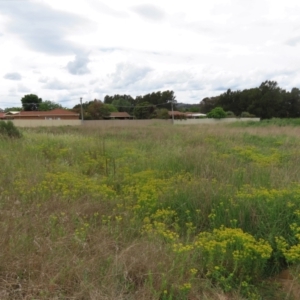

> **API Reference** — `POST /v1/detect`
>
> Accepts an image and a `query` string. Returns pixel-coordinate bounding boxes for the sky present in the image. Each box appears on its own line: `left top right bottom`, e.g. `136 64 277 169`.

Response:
1 0 300 109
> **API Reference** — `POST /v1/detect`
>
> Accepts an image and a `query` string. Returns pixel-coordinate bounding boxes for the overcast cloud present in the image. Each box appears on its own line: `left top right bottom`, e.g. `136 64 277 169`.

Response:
4 72 22 81
0 0 300 108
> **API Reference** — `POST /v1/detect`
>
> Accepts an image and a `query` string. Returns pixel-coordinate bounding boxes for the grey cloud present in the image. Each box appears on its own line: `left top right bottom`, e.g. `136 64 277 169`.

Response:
66 54 90 75
0 1 92 55
286 36 300 47
4 72 22 80
131 4 166 21
109 63 152 89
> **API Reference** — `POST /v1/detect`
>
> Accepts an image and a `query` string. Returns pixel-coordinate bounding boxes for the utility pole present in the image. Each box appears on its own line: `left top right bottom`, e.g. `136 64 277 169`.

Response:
171 99 175 124
80 97 84 122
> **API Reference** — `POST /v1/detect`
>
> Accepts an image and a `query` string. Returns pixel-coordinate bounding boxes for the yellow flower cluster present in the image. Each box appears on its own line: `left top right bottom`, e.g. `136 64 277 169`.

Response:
232 146 281 166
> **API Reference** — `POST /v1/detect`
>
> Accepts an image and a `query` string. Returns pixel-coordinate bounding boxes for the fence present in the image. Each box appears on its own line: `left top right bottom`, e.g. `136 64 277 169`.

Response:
173 118 260 125
8 119 82 127
5 118 260 128
82 119 172 127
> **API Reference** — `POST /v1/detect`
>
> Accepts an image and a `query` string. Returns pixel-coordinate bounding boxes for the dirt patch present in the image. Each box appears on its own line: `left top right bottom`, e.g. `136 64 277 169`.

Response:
273 269 300 300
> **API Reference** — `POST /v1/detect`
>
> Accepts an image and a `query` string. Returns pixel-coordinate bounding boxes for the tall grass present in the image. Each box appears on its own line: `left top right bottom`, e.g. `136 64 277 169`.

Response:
0 123 299 299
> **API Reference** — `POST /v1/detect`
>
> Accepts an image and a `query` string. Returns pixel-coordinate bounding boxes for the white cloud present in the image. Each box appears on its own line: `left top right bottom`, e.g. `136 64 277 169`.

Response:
108 62 152 89
1 0 300 108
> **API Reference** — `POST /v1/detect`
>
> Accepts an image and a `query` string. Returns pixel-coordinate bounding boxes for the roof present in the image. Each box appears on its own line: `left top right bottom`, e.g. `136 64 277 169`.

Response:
168 111 186 116
5 111 21 115
185 113 206 117
110 112 132 118
0 112 6 119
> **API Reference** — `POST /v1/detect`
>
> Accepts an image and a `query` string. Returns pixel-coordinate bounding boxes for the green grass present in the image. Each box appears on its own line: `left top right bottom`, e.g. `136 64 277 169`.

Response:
0 123 300 299
230 118 300 127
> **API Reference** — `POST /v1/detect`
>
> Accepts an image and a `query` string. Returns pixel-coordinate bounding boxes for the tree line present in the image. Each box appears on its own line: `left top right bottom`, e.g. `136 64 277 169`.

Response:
8 81 299 120
73 90 177 120
3 91 177 120
199 81 300 119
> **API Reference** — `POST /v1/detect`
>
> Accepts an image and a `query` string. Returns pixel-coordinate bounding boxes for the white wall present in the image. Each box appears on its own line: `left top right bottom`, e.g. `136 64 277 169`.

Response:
173 118 260 125
9 120 82 127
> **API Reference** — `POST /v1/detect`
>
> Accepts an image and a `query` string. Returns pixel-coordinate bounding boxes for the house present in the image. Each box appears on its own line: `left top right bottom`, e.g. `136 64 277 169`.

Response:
109 112 133 119
4 109 79 120
185 112 206 119
168 111 187 119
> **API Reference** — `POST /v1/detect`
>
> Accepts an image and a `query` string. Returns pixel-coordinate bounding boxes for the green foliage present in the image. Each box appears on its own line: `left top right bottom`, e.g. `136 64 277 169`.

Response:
230 118 300 127
103 104 118 113
207 80 300 119
226 111 235 117
199 96 219 113
240 111 256 118
136 90 177 110
133 101 155 119
4 107 22 112
86 100 111 119
38 100 63 111
207 107 227 119
21 94 42 111
104 94 134 105
0 120 22 138
111 98 132 113
154 108 169 119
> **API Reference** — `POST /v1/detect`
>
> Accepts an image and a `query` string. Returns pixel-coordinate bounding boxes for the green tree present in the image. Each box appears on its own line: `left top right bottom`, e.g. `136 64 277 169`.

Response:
104 94 135 105
133 102 155 119
111 98 133 113
199 96 219 113
136 90 177 110
38 100 63 111
21 94 42 111
285 88 300 117
251 81 283 119
154 108 169 119
86 100 110 119
103 104 118 113
207 107 227 119
4 107 22 112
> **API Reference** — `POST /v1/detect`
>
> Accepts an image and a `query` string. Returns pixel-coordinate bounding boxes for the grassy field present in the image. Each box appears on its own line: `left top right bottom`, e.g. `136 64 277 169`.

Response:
1 121 300 299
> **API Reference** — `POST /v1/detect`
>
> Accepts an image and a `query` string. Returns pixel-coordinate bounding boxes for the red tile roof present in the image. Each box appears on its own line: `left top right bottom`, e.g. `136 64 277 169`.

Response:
168 111 186 116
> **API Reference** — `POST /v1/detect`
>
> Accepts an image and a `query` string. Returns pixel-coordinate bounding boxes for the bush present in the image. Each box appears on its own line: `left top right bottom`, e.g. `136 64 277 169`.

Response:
0 121 22 138
154 108 169 119
207 107 226 119
226 111 235 117
241 111 256 118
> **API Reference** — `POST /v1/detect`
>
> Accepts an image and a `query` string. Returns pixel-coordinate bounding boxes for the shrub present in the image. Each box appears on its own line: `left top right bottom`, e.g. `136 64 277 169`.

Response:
207 107 227 119
154 108 169 119
226 111 235 117
0 120 22 138
241 111 256 118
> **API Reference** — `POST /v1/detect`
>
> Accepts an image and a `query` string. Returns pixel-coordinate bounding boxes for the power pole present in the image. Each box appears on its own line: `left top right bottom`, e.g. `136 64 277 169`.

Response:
171 99 175 124
80 97 84 122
